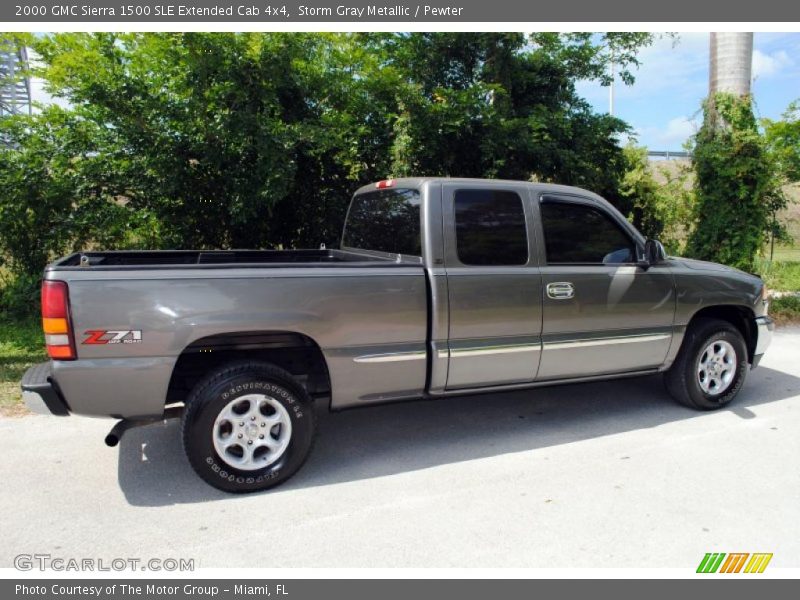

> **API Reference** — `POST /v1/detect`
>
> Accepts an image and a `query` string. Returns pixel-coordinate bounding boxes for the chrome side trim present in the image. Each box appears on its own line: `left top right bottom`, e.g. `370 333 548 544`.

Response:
543 333 671 351
449 343 541 358
353 351 427 364
427 367 661 397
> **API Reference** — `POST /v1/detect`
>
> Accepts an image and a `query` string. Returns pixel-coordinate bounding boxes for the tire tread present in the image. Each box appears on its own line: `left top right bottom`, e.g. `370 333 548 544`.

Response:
181 360 317 493
664 317 747 410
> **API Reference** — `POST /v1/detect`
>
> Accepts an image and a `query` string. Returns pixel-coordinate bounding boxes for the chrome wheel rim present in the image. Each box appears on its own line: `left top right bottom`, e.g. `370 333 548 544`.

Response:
212 394 292 471
697 340 737 396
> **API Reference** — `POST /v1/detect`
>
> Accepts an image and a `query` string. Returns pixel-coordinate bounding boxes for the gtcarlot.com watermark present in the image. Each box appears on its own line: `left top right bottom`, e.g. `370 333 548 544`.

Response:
14 553 195 572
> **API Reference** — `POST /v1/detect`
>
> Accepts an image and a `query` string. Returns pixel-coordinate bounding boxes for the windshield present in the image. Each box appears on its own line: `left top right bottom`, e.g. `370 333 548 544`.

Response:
341 188 422 256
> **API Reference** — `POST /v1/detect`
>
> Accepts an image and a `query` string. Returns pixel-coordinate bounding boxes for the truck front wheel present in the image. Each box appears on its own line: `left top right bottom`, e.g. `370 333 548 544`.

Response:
182 361 316 493
664 317 748 410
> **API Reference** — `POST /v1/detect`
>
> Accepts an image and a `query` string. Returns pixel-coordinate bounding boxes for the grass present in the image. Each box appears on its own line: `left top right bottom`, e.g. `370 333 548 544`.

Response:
0 317 46 416
756 259 800 293
770 244 800 262
769 182 800 262
770 295 800 326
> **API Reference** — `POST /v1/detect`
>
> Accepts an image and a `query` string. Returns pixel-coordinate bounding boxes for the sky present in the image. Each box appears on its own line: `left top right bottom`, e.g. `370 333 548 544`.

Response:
28 32 799 152
576 32 800 151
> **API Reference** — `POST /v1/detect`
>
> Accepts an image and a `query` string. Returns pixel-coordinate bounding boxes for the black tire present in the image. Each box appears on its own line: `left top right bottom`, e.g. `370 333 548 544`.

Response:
664 317 748 410
182 361 316 493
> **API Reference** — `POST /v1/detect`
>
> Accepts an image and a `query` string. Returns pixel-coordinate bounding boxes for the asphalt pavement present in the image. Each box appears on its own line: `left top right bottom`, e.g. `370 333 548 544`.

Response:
2 327 799 569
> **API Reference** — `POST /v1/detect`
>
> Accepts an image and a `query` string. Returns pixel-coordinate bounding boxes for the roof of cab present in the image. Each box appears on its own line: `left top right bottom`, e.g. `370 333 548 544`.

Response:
353 177 609 204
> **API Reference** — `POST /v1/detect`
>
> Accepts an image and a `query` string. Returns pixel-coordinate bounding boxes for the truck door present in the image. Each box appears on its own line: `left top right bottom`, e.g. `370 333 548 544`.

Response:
442 182 543 389
534 193 675 380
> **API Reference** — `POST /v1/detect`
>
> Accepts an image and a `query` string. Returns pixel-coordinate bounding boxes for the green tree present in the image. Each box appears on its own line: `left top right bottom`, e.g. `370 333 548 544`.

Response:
36 33 315 249
619 145 694 253
384 33 652 213
2 32 657 286
0 106 149 315
763 100 800 183
0 107 148 274
686 93 786 271
620 145 667 239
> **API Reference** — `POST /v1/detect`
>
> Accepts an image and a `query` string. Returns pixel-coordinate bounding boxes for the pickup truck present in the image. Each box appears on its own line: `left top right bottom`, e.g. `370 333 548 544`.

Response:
21 178 773 493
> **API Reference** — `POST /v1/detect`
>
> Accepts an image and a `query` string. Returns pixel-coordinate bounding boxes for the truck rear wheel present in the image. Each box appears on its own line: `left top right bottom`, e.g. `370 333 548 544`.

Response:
664 317 748 410
181 361 316 493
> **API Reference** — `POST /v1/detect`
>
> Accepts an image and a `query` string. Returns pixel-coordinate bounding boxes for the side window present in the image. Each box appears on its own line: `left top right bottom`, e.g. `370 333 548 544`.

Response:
540 199 636 264
454 189 528 266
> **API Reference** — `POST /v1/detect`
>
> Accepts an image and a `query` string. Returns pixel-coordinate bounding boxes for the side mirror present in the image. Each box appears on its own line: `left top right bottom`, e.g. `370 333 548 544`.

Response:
643 239 667 266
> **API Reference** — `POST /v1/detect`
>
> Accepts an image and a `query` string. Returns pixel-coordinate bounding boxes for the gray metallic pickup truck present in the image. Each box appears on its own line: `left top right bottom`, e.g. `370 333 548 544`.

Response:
22 178 773 492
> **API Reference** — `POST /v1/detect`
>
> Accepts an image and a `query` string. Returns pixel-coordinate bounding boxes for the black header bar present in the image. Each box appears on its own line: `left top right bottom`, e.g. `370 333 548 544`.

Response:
3 0 799 22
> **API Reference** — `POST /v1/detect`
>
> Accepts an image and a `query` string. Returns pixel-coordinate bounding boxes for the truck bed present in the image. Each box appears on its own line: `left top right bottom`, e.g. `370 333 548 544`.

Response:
49 249 421 270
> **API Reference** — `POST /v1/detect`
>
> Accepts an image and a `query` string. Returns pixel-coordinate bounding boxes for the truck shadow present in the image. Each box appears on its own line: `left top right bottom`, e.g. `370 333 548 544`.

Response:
117 365 800 506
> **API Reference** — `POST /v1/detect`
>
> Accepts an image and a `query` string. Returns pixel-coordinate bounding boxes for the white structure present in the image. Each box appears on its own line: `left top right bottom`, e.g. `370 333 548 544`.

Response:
0 41 32 117
709 32 753 97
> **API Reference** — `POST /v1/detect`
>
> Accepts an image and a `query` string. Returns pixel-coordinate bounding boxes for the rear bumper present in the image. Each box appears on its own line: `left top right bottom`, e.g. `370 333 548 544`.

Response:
751 316 774 368
20 362 70 416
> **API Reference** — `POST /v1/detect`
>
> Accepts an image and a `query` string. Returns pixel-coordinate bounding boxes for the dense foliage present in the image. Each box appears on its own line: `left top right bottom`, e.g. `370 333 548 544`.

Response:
2 32 657 316
619 145 694 254
763 100 800 184
686 93 788 271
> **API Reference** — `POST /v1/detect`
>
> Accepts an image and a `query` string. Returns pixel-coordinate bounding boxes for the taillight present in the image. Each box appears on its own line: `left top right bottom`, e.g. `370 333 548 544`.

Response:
375 179 396 189
42 280 76 360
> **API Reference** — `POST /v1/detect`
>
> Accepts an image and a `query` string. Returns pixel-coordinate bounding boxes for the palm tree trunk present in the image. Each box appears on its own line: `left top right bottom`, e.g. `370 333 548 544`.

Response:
709 32 753 97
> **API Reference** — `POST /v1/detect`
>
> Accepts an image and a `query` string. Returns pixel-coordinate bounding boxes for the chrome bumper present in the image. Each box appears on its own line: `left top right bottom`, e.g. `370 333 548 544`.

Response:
753 316 774 364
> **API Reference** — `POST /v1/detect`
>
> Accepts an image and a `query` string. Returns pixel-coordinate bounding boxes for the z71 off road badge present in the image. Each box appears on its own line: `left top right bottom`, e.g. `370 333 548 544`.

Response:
82 330 143 344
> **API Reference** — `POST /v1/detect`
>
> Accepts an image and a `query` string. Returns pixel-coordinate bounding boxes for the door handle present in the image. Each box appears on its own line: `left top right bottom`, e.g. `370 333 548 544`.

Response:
546 282 575 300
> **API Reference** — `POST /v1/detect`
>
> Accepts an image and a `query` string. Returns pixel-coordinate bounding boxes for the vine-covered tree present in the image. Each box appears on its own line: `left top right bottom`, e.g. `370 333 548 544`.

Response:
687 93 787 271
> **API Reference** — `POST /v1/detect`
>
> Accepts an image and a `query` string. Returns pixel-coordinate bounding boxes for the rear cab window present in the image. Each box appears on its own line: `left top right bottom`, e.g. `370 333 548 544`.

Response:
342 188 422 257
454 189 528 266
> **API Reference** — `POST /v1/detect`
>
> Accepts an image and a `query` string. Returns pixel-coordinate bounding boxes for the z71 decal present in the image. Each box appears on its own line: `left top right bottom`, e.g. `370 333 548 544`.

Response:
82 330 143 345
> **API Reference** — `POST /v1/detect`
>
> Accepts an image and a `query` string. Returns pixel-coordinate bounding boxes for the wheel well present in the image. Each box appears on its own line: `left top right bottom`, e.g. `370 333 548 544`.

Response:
687 305 756 362
166 331 331 405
